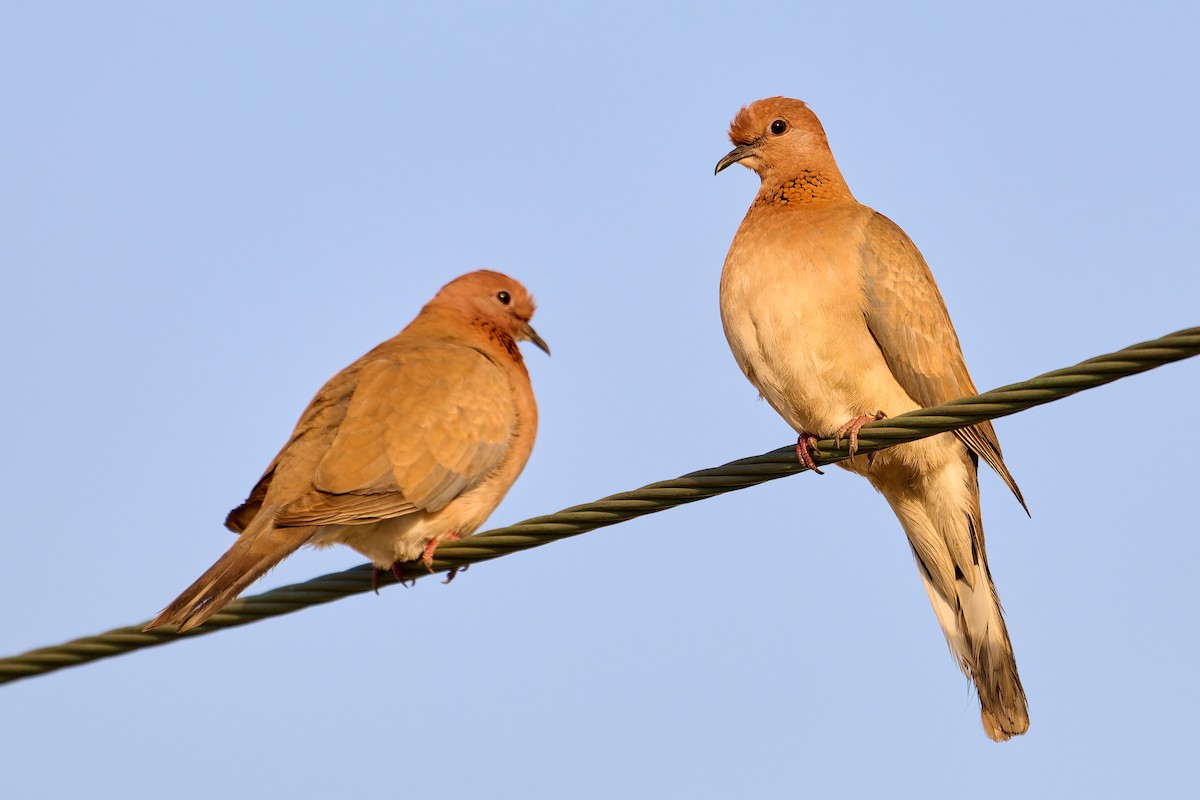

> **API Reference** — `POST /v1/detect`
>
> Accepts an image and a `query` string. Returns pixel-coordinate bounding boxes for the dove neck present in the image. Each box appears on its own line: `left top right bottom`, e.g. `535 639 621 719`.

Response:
754 170 854 208
470 320 526 368
411 306 527 369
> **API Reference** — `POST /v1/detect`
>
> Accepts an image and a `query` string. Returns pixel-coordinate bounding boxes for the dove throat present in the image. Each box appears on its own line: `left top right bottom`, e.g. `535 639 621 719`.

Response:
754 170 851 209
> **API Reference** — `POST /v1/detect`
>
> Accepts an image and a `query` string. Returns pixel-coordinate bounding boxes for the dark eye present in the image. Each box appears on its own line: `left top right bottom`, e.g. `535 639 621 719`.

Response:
497 291 511 305
769 119 788 135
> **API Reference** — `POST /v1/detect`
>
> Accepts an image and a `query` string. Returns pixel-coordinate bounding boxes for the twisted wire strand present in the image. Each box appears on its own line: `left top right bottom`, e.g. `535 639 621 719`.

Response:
1 326 1196 685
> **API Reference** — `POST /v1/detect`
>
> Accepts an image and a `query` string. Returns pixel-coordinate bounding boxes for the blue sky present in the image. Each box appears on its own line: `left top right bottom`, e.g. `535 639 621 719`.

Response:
2 3 1197 797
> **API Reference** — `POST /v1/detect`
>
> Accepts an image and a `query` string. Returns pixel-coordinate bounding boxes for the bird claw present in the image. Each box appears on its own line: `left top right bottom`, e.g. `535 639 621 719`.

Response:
834 411 887 458
796 432 825 474
392 561 412 588
373 534 468 592
422 533 461 572
372 561 414 593
442 563 470 585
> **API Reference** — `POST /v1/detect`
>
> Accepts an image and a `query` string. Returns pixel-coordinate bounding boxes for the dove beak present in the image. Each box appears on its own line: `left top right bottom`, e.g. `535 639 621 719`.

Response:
715 143 759 175
522 323 550 356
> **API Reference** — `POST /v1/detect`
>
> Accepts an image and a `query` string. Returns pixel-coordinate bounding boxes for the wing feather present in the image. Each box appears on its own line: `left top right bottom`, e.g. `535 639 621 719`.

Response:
273 343 516 526
861 212 1027 512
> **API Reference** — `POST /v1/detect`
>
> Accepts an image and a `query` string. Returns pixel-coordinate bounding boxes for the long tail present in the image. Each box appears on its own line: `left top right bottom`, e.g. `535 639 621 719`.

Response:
879 457 1029 741
145 509 313 633
912 538 1029 741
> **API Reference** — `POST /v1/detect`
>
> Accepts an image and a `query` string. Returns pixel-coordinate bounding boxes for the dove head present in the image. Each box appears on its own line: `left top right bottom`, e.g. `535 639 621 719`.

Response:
715 97 851 201
428 270 550 358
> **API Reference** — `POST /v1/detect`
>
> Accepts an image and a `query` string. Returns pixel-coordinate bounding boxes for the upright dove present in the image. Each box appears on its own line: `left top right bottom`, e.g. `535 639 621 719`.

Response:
146 270 548 633
715 98 1029 740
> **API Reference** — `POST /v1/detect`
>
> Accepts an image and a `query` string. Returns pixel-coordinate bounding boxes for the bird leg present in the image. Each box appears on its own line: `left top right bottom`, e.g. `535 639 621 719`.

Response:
796 432 825 474
422 533 461 572
834 411 887 459
374 535 466 592
424 534 467 584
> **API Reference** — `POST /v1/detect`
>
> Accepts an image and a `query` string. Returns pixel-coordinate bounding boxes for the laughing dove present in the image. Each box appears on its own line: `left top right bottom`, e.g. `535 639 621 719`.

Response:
716 97 1029 741
147 270 548 632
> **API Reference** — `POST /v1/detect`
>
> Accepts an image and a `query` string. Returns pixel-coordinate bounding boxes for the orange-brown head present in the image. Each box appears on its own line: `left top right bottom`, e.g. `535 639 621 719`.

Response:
427 270 549 357
715 97 850 197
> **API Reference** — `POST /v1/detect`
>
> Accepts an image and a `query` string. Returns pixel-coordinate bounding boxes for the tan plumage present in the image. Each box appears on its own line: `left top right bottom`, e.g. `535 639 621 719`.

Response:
146 270 548 633
716 97 1029 740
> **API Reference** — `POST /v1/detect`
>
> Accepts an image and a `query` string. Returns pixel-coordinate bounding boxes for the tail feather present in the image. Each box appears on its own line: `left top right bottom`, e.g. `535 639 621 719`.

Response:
145 510 313 633
881 457 1029 741
914 552 1029 741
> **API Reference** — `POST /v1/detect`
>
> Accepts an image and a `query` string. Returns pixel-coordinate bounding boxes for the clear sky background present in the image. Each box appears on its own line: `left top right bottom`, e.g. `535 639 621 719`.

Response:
2 3 1197 798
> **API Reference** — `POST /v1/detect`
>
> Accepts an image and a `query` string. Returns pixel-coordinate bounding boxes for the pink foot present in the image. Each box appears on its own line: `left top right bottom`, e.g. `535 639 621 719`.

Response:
422 533 461 571
834 411 887 458
796 432 825 475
